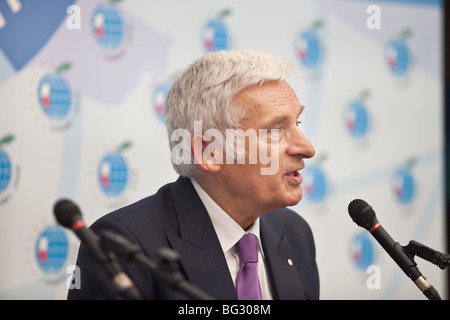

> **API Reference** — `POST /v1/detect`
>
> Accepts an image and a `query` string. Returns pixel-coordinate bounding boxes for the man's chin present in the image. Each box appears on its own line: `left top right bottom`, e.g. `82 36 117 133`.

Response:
280 192 303 208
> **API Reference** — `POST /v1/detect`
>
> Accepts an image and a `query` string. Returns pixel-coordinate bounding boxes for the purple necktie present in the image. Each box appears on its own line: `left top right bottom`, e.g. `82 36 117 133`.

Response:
235 233 262 300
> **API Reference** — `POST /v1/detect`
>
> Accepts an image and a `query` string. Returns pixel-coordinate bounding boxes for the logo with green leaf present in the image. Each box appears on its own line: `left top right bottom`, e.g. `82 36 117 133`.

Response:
0 134 14 194
37 62 72 119
344 89 372 140
98 140 132 197
295 19 325 70
385 28 413 77
303 153 329 203
92 0 125 49
391 157 416 206
202 8 232 52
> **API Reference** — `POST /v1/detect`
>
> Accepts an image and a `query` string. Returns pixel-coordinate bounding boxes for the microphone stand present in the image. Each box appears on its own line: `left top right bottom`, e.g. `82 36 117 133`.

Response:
404 240 450 270
402 240 449 300
99 229 214 300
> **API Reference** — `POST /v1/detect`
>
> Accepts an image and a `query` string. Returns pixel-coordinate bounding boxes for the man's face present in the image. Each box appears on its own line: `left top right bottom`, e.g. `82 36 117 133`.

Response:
218 80 315 215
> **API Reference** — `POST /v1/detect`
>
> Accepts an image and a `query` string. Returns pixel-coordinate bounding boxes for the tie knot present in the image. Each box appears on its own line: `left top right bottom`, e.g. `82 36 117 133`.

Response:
236 233 258 263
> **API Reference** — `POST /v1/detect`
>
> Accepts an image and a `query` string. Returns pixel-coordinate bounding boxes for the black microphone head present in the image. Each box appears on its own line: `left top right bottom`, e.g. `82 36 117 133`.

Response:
348 199 379 231
54 199 82 228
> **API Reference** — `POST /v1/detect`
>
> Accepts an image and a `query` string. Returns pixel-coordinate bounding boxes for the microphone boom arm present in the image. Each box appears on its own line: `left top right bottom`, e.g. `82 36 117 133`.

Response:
404 240 450 270
99 229 214 300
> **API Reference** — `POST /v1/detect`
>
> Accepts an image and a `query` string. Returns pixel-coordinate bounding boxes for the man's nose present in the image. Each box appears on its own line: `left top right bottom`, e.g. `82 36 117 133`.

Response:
286 128 315 159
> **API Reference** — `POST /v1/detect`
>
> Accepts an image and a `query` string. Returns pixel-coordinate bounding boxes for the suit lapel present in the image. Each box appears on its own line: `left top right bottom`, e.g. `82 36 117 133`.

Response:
166 177 237 300
164 177 306 300
260 218 305 300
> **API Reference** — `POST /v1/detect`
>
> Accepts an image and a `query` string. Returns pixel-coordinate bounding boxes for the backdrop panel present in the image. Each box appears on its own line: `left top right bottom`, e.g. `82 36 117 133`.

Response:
0 0 446 299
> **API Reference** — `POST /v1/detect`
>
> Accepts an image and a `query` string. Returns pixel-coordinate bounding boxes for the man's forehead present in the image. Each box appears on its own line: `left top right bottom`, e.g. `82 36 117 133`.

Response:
237 81 300 107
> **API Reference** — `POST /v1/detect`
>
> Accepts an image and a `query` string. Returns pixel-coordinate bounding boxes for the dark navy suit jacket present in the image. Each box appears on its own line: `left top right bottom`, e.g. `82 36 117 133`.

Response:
67 177 320 300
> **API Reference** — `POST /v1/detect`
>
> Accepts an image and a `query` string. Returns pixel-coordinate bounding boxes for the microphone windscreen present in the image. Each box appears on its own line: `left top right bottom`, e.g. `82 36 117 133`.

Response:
348 199 377 230
54 199 82 228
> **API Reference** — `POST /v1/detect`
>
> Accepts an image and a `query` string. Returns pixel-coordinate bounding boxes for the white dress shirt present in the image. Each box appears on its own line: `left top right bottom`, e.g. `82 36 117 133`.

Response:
191 179 273 300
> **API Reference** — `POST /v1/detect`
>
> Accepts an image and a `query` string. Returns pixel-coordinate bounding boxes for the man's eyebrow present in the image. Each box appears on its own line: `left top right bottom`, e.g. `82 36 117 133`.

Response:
263 115 289 128
298 104 305 117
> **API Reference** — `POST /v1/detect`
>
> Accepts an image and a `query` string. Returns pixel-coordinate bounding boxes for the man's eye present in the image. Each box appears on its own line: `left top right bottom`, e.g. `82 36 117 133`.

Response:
296 121 302 127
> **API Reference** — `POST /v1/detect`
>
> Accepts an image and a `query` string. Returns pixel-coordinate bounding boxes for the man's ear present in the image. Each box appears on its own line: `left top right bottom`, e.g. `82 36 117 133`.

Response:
191 135 221 173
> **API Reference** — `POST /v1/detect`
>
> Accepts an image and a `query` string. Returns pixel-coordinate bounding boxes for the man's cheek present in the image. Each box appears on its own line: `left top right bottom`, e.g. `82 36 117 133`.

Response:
259 131 280 176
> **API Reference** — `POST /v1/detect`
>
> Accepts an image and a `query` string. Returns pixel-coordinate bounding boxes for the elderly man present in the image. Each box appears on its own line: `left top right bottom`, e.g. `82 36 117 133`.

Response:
68 50 319 300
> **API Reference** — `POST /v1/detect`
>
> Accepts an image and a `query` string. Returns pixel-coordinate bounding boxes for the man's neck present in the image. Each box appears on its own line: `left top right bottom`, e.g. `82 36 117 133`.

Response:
193 176 262 230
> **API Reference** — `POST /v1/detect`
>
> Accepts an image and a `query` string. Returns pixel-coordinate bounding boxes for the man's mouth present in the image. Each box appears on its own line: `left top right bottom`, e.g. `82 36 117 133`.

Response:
284 170 303 185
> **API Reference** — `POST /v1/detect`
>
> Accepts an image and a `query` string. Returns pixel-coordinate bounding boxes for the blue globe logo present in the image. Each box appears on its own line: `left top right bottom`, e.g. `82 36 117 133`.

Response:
303 165 328 203
385 40 410 77
344 100 371 139
391 167 415 205
35 226 69 274
202 18 228 52
92 4 124 49
98 152 128 197
0 148 11 194
349 232 375 271
295 31 323 69
152 82 171 123
38 73 72 119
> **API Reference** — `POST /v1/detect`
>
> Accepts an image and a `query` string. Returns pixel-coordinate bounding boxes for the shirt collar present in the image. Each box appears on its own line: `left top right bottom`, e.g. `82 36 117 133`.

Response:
191 178 262 255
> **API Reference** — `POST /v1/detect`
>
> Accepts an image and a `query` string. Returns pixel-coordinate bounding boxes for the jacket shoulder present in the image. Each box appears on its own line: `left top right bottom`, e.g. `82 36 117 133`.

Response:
91 181 175 228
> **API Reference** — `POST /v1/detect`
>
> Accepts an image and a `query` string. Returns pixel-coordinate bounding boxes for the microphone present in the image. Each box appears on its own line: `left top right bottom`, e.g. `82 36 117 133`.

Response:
348 199 441 300
54 199 142 300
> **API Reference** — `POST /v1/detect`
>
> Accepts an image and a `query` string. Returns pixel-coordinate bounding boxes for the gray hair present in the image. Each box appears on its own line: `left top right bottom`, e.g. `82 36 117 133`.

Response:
164 50 292 178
